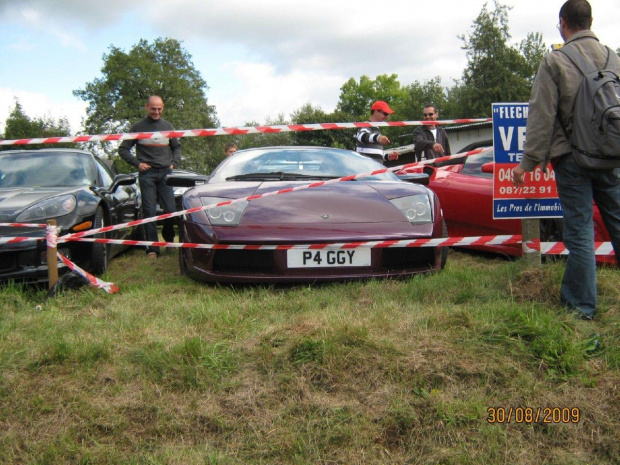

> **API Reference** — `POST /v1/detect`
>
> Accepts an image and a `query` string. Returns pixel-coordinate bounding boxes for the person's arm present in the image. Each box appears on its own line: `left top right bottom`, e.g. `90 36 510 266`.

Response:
514 57 558 187
169 137 181 168
118 136 140 168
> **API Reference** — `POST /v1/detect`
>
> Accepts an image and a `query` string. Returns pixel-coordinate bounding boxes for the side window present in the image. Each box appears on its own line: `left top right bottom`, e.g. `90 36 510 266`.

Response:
461 150 494 178
95 158 115 187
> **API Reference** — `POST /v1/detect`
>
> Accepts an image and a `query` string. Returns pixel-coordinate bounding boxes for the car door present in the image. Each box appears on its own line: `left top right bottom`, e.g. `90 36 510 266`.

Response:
433 151 521 237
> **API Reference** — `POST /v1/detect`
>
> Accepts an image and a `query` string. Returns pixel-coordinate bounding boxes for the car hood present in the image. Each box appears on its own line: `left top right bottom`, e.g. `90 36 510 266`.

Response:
0 186 81 220
186 180 430 225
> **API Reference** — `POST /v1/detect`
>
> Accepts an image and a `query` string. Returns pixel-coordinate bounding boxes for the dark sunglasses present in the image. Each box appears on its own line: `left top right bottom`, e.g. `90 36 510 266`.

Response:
379 110 390 116
423 112 436 117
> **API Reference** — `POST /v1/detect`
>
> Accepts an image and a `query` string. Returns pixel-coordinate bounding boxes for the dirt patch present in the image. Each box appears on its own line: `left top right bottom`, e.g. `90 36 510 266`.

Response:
509 267 559 306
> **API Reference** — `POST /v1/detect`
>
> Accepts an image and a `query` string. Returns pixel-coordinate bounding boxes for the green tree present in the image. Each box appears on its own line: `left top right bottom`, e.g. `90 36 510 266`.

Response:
74 37 219 173
519 32 548 85
1 100 73 150
237 114 293 150
336 74 406 120
289 103 353 149
454 0 533 117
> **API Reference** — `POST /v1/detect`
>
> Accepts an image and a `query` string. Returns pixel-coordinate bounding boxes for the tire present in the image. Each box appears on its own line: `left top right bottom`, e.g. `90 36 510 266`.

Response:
178 228 190 276
440 220 449 269
90 206 109 275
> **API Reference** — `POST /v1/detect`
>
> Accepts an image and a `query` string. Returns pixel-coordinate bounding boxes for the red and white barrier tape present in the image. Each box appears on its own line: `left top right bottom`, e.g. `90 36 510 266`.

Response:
58 236 617 256
62 151 481 241
56 253 119 294
0 222 47 228
63 235 523 250
0 119 492 146
46 224 58 249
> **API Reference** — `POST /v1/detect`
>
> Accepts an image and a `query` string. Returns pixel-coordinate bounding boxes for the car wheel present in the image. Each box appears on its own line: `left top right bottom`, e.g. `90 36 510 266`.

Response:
440 220 449 269
90 206 109 275
178 229 190 276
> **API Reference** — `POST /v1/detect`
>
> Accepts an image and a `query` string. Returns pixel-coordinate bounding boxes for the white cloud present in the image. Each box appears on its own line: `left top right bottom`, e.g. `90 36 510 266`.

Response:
0 88 86 136
210 61 343 126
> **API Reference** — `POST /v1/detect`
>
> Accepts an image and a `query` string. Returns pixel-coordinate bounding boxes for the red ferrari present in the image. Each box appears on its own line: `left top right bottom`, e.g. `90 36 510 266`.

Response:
417 144 616 265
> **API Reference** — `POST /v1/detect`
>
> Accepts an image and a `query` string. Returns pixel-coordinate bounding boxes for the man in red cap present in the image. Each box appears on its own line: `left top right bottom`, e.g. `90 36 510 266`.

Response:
355 100 400 164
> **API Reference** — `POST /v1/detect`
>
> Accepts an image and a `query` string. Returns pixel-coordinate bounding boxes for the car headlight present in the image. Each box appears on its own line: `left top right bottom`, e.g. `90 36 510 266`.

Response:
200 197 248 226
16 195 77 222
390 195 432 224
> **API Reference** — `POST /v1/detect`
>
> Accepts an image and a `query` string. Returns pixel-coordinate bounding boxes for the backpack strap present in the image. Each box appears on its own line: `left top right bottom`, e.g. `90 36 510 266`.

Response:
554 42 613 142
557 42 601 76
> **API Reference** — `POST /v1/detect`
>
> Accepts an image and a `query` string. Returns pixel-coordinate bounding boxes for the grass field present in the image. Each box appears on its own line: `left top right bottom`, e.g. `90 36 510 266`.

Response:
1 247 619 464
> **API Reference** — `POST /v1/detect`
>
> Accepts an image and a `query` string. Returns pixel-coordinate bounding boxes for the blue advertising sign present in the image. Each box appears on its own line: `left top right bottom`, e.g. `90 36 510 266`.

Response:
492 103 562 219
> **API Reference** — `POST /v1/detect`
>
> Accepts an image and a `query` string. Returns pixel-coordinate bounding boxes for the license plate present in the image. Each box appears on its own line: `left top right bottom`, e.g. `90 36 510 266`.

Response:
287 248 371 268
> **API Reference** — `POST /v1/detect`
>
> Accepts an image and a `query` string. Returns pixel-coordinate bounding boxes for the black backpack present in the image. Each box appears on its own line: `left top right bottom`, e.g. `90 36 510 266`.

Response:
558 43 620 169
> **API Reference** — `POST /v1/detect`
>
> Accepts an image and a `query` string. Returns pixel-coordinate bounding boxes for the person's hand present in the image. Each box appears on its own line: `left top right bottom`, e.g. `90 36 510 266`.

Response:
138 162 152 172
378 135 391 145
512 166 527 187
432 143 445 153
387 151 399 161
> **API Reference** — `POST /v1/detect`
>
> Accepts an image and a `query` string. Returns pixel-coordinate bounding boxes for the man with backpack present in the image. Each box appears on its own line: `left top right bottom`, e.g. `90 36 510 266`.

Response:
512 0 620 320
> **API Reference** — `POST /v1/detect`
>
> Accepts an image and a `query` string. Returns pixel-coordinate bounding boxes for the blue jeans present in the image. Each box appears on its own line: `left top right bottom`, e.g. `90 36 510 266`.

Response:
139 167 176 255
554 153 620 316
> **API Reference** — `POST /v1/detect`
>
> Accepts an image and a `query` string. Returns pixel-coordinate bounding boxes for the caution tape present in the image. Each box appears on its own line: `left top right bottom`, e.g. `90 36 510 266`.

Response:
0 118 493 146
0 222 47 228
60 235 523 249
57 252 119 294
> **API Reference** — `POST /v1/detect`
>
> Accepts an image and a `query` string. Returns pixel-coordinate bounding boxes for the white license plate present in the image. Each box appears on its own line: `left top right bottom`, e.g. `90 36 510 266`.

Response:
287 248 371 268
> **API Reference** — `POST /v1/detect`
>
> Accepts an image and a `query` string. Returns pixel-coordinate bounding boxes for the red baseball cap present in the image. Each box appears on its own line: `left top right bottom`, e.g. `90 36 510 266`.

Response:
371 100 394 114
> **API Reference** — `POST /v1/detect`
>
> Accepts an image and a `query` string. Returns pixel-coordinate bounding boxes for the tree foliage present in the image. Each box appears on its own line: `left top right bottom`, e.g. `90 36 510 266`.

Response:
453 0 536 117
1 100 74 150
74 37 219 173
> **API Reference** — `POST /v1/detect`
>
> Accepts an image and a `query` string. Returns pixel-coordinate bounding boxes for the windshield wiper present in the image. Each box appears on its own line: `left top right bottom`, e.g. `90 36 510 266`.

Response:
226 172 338 181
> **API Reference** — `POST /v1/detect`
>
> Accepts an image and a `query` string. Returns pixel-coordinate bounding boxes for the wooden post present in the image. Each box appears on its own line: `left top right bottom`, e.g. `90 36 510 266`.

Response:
47 219 59 289
521 219 541 265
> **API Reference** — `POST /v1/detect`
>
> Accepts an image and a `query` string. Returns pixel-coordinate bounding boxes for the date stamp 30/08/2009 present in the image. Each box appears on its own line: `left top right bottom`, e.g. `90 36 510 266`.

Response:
487 407 581 424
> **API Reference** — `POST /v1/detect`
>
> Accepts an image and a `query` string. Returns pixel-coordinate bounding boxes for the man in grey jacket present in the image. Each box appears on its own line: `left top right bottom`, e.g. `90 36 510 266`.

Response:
119 95 181 258
512 0 620 320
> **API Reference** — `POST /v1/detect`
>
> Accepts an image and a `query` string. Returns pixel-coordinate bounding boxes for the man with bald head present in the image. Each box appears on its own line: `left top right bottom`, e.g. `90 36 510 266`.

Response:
119 95 181 258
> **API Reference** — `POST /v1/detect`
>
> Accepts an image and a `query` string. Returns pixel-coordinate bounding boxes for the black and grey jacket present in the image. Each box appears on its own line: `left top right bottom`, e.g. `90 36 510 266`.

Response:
355 126 387 163
412 126 451 162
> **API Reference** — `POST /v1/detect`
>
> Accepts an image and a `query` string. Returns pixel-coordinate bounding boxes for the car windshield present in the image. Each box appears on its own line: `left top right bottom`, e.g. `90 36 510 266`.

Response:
0 151 96 188
209 147 400 183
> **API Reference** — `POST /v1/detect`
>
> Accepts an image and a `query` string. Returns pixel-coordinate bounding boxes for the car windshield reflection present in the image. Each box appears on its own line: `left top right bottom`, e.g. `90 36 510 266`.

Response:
0 151 95 188
209 147 400 183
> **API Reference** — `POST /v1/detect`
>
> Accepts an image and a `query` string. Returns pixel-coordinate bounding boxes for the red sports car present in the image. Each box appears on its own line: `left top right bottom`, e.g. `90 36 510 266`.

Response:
418 145 616 265
170 146 447 283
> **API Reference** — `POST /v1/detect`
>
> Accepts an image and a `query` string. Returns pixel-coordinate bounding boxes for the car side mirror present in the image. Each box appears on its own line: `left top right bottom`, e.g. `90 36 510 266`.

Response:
481 163 495 174
166 174 209 187
95 173 136 195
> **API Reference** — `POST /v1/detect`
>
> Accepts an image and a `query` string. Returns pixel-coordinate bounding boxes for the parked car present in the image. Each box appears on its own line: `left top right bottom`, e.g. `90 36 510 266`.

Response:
169 146 447 283
415 143 616 265
0 149 142 282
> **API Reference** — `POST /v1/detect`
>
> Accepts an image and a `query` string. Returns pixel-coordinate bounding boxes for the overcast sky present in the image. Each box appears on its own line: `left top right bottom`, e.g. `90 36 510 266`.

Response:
1 0 619 137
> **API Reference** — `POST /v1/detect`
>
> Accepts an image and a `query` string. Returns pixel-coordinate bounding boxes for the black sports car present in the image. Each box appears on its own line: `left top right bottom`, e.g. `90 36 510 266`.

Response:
0 149 142 282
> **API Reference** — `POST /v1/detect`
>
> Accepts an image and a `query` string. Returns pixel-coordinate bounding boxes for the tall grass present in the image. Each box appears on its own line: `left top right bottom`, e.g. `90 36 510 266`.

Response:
0 248 618 464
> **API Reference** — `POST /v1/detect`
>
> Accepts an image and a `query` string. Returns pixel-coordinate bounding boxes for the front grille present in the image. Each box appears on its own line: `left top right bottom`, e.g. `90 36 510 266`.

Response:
382 247 436 271
212 250 275 274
